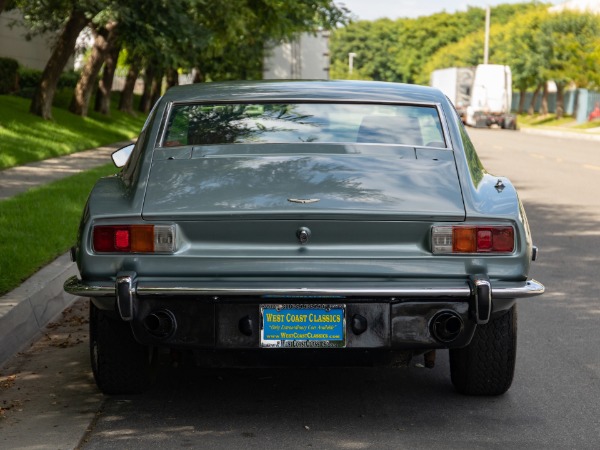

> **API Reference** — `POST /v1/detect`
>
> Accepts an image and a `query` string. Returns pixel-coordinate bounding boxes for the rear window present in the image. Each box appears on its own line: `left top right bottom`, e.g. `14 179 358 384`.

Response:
163 103 446 148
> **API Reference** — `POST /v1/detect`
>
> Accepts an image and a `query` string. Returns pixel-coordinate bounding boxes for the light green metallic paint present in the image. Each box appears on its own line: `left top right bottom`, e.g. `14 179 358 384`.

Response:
74 80 536 287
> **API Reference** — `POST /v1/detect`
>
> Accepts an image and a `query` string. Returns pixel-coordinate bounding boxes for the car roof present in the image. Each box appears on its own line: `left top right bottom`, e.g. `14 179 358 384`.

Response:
161 80 447 104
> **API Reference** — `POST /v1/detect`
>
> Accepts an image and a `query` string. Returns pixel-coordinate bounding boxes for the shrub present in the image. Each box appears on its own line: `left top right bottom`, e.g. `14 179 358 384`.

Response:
16 67 80 98
17 67 42 89
0 57 19 94
16 67 42 98
58 70 80 89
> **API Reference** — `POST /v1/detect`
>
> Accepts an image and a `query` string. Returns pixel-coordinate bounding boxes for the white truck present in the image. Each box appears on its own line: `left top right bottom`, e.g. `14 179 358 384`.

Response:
430 64 516 129
430 67 475 123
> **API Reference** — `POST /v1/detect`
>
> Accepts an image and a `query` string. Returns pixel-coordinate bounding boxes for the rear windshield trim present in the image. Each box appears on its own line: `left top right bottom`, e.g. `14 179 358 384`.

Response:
158 100 451 150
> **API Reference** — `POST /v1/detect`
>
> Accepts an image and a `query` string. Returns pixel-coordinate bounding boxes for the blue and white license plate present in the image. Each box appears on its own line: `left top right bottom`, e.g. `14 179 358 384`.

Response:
260 304 346 348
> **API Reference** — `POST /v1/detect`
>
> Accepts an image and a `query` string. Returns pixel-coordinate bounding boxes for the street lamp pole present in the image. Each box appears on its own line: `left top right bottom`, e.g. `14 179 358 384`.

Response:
348 52 357 75
484 6 490 64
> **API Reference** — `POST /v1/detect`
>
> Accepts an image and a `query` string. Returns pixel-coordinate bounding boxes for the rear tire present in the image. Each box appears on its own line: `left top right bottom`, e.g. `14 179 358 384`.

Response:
449 306 517 395
90 302 155 395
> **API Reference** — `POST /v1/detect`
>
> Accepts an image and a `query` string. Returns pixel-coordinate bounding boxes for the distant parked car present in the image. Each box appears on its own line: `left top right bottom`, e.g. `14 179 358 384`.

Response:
64 80 544 396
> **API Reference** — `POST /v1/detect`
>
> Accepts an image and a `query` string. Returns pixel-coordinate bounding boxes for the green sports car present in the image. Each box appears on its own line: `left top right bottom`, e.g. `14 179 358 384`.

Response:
64 80 544 396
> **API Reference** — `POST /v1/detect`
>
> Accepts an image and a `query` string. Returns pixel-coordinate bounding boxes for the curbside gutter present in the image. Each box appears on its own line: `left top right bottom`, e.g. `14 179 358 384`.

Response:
0 252 79 367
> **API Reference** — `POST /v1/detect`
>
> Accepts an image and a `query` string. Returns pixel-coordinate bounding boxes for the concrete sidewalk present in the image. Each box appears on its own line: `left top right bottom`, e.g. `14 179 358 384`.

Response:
0 142 129 367
0 141 129 201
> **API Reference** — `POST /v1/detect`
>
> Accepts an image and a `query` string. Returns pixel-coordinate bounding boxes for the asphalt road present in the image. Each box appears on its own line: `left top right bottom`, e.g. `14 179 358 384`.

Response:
1 128 599 449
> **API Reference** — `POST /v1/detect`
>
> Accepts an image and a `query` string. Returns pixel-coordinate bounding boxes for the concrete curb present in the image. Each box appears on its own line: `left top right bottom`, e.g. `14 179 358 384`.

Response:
519 127 600 142
0 252 79 367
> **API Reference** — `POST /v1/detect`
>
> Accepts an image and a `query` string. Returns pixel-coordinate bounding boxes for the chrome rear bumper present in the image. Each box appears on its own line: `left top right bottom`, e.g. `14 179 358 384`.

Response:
64 275 544 300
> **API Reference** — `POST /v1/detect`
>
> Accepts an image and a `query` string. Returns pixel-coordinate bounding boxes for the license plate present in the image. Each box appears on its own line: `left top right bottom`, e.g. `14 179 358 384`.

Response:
260 304 346 348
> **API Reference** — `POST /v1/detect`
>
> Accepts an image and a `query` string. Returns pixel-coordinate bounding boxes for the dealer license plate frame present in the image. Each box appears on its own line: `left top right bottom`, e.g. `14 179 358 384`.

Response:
260 304 346 348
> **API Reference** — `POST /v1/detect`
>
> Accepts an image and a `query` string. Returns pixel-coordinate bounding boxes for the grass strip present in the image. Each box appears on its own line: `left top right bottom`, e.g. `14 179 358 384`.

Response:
0 163 118 296
0 93 146 170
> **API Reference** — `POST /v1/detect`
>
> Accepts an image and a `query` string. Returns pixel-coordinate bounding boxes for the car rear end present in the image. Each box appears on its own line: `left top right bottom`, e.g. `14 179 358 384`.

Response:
65 82 543 394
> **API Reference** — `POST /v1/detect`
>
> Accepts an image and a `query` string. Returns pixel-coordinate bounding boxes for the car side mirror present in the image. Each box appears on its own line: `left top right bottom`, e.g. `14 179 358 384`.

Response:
111 144 134 168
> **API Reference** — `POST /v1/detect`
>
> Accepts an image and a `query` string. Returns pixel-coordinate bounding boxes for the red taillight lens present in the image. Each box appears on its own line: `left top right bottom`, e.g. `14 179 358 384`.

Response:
115 229 130 250
93 225 175 253
432 225 514 254
476 228 493 252
490 227 514 252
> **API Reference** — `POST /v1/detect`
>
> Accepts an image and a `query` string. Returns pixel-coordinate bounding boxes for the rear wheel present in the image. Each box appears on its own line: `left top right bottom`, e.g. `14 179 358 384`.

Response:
90 302 155 395
449 305 517 395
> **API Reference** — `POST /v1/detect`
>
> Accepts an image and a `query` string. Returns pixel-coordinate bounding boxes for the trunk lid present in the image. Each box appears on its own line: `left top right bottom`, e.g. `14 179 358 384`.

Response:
142 144 465 221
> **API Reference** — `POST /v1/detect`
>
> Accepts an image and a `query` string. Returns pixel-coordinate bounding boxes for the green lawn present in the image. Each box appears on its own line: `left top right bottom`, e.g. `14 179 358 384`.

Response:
0 164 118 296
0 93 146 170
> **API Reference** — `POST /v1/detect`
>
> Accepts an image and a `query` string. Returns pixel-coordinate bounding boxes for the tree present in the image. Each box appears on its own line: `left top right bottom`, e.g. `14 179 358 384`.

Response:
94 38 120 114
19 0 347 118
119 0 347 112
493 9 549 114
537 11 600 118
69 20 117 116
329 3 539 85
117 61 140 114
16 0 106 119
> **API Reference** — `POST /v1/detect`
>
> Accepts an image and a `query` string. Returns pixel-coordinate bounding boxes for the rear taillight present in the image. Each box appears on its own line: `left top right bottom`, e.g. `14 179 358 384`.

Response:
93 225 176 253
432 226 514 254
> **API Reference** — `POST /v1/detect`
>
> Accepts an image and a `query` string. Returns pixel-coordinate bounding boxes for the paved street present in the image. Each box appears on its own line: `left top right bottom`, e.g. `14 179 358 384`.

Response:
1 128 599 449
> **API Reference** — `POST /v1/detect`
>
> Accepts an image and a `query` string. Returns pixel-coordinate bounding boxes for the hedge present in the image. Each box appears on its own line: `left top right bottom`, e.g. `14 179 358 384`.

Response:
0 57 19 94
16 67 80 98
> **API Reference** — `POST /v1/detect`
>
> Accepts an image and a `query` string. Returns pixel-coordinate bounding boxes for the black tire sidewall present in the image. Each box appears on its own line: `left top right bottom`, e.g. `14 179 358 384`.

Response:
449 305 517 396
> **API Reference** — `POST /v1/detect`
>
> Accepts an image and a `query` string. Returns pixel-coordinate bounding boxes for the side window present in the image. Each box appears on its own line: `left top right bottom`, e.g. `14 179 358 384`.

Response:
121 126 148 184
120 100 161 183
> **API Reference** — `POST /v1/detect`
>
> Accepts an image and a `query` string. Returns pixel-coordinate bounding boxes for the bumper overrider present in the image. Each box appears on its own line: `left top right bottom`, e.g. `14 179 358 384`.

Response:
64 275 544 350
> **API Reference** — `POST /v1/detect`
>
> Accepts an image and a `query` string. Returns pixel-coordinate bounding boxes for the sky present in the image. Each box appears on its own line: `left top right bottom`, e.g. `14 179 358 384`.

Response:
336 0 559 20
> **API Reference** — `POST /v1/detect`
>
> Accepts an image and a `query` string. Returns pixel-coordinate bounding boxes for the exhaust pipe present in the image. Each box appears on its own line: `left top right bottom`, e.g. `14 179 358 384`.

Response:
430 311 464 343
143 310 177 338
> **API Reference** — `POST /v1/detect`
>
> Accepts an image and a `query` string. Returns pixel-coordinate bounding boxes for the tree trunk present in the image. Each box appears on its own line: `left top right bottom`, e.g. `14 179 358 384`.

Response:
540 82 549 116
528 83 542 116
69 22 118 117
118 62 140 114
166 68 178 89
29 9 89 120
95 42 121 114
555 82 565 119
150 70 163 108
138 65 155 113
517 87 527 115
192 68 204 83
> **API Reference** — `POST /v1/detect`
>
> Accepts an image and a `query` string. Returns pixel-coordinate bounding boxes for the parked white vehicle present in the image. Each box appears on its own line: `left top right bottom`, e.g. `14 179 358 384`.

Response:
465 64 515 129
429 67 475 122
431 64 516 129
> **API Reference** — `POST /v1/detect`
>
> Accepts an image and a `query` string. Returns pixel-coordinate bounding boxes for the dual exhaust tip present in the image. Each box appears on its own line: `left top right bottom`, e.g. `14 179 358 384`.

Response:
143 310 177 338
143 309 464 343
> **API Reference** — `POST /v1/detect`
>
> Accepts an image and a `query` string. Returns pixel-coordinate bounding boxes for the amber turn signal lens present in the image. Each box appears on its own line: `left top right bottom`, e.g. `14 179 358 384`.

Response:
453 227 476 253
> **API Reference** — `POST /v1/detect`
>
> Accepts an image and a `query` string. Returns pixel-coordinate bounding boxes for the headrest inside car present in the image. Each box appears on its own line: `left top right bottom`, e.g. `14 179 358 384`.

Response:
357 115 423 146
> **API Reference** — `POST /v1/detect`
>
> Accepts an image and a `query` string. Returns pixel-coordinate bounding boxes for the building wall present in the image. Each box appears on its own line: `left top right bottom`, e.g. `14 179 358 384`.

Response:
0 10 73 71
263 31 330 80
